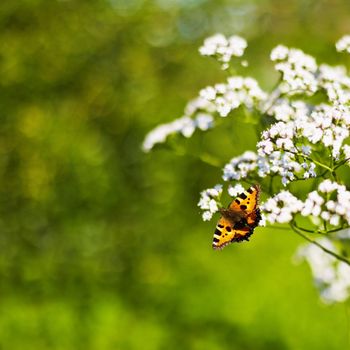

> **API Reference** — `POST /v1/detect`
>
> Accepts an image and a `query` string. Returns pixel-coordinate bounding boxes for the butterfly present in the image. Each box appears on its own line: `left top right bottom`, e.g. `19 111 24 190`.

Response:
212 185 261 250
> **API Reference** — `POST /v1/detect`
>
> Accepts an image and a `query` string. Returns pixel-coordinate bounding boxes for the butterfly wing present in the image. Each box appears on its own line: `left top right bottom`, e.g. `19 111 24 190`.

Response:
212 185 261 250
229 185 260 215
212 216 253 250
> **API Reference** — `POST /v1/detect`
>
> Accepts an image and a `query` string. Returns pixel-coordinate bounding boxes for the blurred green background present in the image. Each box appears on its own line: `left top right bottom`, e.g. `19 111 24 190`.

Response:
1 0 350 349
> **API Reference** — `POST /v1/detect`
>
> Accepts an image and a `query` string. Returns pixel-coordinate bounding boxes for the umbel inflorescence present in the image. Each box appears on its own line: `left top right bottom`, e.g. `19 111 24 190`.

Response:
143 34 350 304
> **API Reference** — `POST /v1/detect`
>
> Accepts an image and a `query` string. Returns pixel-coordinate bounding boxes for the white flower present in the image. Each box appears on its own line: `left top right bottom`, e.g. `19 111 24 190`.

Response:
202 211 212 221
257 140 274 155
304 181 350 227
184 96 216 116
330 214 340 226
195 113 214 131
199 86 216 101
223 151 258 181
267 100 309 122
318 179 339 193
321 211 331 221
209 199 219 213
271 46 318 95
301 145 311 155
199 34 227 56
259 213 267 227
257 121 311 185
336 35 350 53
142 95 216 152
318 64 350 104
199 77 267 118
309 191 324 206
310 105 350 158
199 34 247 70
178 117 195 137
227 35 248 56
206 184 223 197
302 194 323 217
228 183 245 197
215 97 232 117
262 191 303 224
326 200 336 211
198 184 223 221
270 45 289 61
303 162 316 179
258 102 350 183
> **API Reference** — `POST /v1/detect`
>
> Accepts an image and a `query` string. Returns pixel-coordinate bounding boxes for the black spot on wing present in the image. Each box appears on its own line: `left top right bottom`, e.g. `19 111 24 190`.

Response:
226 226 231 232
239 193 247 200
214 229 222 236
235 199 240 204
218 224 224 228
240 205 247 210
247 188 253 194
213 237 220 243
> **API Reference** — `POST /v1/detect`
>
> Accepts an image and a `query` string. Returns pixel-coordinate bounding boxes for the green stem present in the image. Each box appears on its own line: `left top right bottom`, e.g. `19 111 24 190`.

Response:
292 221 319 234
333 157 350 171
288 151 333 172
292 220 350 235
326 226 350 234
304 156 333 172
290 223 350 266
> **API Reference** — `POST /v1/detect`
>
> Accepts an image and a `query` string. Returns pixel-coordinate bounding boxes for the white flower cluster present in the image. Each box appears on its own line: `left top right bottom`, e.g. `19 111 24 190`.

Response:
227 183 245 197
297 238 350 303
257 121 313 184
266 99 309 122
199 34 247 70
200 76 267 117
300 190 324 219
336 35 350 54
222 151 258 181
143 72 267 152
142 97 214 152
303 104 350 158
223 150 312 187
142 114 214 152
271 45 318 95
262 180 350 227
318 64 350 104
198 184 223 221
305 180 350 227
183 95 216 116
266 153 304 185
262 191 303 224
257 103 350 183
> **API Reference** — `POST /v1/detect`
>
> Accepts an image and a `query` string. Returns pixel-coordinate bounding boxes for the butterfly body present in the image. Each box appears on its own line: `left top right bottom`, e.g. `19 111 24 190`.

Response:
219 208 245 221
212 185 261 250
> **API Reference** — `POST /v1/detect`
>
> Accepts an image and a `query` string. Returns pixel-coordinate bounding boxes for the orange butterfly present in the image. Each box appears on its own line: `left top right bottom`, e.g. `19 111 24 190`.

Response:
212 185 261 250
